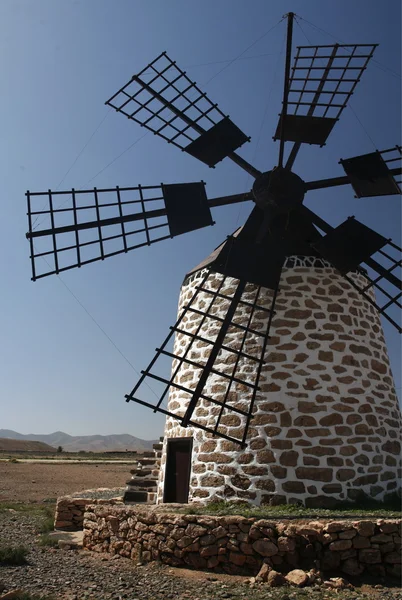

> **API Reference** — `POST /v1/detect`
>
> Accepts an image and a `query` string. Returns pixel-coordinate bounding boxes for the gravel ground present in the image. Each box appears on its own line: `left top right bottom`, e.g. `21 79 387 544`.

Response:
0 509 401 600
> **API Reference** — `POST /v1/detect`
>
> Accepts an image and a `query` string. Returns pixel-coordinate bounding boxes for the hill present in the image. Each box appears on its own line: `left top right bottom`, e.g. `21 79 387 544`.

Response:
0 430 158 453
0 437 56 452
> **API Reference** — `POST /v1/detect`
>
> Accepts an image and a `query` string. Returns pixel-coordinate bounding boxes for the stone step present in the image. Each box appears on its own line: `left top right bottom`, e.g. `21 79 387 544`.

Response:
129 469 153 477
131 460 159 468
135 458 159 467
122 451 161 506
123 490 148 503
125 479 157 489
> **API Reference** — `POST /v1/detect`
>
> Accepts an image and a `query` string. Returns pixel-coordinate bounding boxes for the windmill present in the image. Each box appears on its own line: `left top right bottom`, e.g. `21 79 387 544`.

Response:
26 13 401 507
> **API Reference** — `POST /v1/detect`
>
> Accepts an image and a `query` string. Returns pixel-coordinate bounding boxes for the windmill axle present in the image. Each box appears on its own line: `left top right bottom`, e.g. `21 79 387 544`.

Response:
252 167 305 212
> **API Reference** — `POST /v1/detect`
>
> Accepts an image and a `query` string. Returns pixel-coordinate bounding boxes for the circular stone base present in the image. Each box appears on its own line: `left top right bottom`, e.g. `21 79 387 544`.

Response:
157 259 401 506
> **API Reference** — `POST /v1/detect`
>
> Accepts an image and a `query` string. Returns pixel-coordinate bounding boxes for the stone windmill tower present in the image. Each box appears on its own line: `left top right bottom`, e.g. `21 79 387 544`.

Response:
26 14 401 506
154 254 401 507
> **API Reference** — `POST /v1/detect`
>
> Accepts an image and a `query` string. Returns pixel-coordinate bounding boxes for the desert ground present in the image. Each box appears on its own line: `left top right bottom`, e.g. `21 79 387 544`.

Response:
0 461 130 502
0 461 401 599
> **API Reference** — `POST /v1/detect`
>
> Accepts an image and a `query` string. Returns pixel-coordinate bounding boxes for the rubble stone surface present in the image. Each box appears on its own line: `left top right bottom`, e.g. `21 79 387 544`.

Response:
83 506 401 578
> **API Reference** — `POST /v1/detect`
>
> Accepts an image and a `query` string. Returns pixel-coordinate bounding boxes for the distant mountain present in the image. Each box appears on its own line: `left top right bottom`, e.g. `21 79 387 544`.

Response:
0 437 56 452
0 430 158 453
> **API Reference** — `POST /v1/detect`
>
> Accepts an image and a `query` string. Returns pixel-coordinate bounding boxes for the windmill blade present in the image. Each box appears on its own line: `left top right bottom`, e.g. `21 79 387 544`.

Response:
272 43 377 170
26 185 253 281
339 146 402 198
125 268 279 448
26 183 252 281
312 216 388 274
305 163 402 192
301 205 402 333
105 52 260 178
277 12 295 168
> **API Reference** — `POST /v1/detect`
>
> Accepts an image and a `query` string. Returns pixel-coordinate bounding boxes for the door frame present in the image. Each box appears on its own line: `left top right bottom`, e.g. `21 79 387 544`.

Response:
163 437 193 503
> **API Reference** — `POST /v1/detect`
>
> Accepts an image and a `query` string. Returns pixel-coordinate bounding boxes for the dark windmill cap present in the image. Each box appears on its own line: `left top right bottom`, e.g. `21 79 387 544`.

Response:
184 206 323 289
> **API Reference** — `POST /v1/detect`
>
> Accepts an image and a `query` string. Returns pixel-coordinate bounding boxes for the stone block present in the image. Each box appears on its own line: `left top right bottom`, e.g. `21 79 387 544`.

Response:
295 467 333 482
199 544 218 557
267 569 287 587
378 522 399 534
256 450 275 464
324 522 353 533
298 401 326 413
252 539 278 557
321 549 341 570
371 533 394 544
384 552 401 564
339 529 357 540
336 469 355 482
206 556 219 568
359 548 381 564
278 537 296 552
329 539 352 552
352 535 371 549
283 481 305 494
229 552 246 566
341 558 364 576
280 451 298 467
285 569 309 587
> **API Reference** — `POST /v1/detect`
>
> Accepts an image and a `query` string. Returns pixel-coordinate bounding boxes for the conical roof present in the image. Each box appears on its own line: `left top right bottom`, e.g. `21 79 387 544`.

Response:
185 206 323 284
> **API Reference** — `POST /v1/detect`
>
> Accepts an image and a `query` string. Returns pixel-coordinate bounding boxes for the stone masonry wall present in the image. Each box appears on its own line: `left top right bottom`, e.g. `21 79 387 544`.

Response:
54 491 123 531
157 259 402 506
83 505 401 578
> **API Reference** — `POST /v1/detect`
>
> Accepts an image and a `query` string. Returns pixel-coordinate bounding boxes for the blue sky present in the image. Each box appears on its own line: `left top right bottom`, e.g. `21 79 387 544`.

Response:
0 0 400 439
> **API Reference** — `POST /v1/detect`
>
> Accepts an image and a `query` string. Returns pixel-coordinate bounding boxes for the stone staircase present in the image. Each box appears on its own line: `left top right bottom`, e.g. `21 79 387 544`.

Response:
123 438 163 504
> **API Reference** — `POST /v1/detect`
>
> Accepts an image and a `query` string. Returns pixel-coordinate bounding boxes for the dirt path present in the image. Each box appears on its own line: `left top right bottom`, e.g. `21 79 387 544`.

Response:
0 462 131 502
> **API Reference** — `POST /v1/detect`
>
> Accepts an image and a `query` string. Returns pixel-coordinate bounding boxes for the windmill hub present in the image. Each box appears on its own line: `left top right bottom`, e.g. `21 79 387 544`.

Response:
252 168 305 212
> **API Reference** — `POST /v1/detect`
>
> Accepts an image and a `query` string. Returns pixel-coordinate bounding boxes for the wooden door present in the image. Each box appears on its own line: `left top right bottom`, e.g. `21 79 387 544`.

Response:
163 438 193 503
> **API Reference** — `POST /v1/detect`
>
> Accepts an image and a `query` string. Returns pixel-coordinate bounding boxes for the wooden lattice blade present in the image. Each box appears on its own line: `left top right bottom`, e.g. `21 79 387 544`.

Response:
26 182 213 280
302 206 402 333
276 43 377 144
304 165 402 192
313 217 388 275
125 269 279 447
340 147 402 198
105 52 254 172
277 43 377 170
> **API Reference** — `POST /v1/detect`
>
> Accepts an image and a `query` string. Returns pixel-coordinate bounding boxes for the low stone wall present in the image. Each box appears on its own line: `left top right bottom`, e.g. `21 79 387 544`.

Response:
54 490 123 530
83 505 401 579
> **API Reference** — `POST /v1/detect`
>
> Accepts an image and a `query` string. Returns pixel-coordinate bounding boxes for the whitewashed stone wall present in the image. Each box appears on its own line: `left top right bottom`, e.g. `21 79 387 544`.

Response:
157 257 402 507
